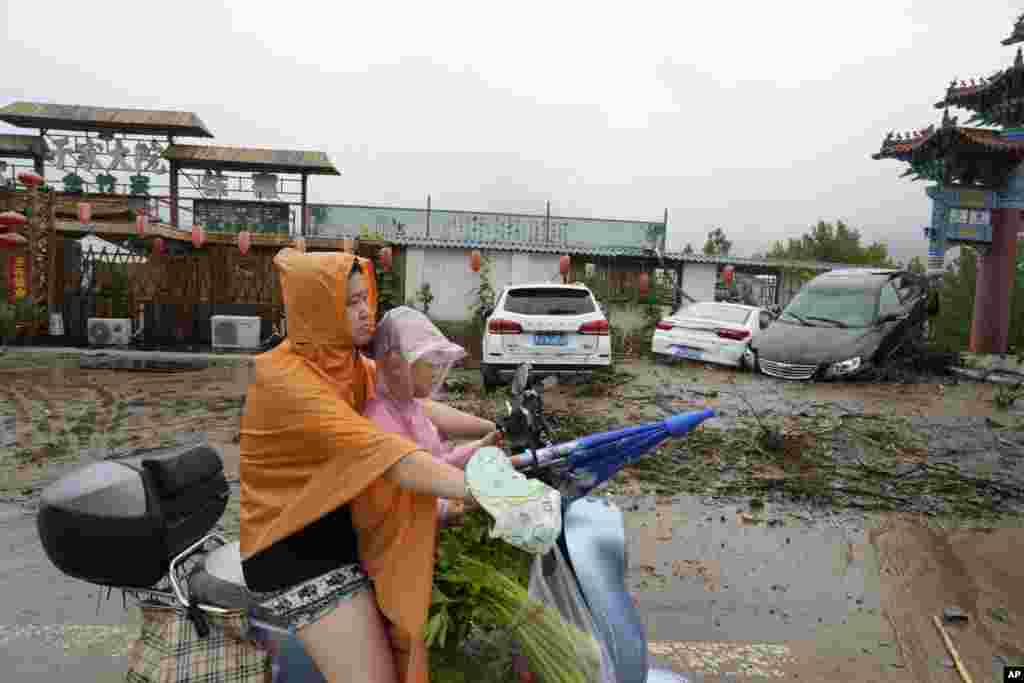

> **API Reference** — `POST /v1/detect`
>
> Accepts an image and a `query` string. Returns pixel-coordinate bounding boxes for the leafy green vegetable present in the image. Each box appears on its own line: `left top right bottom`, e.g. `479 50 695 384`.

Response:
429 508 531 650
429 552 602 683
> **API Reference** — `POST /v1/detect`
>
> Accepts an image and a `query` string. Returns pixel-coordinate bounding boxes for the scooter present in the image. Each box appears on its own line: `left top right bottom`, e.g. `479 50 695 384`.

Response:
36 363 711 683
496 364 704 683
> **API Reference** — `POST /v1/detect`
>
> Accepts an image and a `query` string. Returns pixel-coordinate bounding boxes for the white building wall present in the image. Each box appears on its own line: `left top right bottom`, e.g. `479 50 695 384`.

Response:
680 262 718 303
404 248 562 321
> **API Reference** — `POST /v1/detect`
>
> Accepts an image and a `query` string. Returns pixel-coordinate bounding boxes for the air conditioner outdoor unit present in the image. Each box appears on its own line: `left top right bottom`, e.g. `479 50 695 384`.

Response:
87 318 132 346
211 315 261 350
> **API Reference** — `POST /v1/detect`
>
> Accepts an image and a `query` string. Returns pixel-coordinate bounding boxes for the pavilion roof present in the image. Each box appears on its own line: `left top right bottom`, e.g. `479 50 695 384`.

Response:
1002 12 1024 46
0 102 213 138
162 144 341 175
872 112 1024 186
934 49 1024 126
873 121 1024 162
0 134 49 159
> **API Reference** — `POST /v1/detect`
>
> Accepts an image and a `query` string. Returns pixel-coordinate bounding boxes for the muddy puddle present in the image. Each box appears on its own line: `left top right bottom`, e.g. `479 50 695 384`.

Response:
621 495 900 679
621 494 1024 681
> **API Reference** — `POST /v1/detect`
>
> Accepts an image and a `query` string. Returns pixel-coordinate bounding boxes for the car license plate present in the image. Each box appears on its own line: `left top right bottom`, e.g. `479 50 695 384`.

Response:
534 334 567 346
670 345 702 360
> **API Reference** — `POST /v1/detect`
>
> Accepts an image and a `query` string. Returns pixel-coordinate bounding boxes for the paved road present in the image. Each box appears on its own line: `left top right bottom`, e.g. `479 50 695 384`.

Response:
1 500 134 682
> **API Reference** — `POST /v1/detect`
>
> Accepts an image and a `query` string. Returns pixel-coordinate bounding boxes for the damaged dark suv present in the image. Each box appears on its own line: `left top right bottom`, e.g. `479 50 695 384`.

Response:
749 269 933 381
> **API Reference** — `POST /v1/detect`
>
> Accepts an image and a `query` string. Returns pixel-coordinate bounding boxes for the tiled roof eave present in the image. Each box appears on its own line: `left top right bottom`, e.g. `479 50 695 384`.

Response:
937 59 1024 108
873 126 1024 161
366 235 841 271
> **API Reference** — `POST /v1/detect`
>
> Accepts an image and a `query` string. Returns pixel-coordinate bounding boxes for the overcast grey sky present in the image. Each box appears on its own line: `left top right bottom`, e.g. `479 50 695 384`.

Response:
4 1 1021 262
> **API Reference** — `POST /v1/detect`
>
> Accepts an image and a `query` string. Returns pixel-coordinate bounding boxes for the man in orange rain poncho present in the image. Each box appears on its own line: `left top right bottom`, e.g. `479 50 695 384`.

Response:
239 248 496 683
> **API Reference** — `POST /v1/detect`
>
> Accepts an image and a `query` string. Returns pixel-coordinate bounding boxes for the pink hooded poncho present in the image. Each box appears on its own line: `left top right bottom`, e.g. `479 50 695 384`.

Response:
360 306 477 524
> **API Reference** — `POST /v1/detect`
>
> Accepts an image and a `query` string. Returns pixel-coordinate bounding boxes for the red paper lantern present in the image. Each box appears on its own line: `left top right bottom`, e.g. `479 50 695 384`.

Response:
17 171 44 188
191 224 206 249
722 265 735 287
153 237 166 257
238 230 252 256
135 212 148 237
378 246 393 271
0 211 27 228
0 232 28 245
78 202 92 224
559 255 571 276
470 250 482 273
638 272 651 297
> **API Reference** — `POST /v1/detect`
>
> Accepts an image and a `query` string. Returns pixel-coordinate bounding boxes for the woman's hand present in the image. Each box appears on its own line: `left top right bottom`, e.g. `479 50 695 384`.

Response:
478 431 502 448
445 499 476 525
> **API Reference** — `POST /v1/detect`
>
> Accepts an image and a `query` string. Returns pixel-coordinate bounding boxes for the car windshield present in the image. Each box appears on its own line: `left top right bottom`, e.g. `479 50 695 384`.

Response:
503 288 596 315
673 303 752 325
781 284 879 328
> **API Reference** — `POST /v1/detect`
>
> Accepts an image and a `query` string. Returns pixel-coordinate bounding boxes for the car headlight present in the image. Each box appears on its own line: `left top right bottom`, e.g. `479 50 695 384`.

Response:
827 356 862 376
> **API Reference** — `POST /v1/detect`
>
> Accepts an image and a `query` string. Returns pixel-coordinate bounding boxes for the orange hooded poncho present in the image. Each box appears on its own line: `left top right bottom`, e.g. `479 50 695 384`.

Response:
239 248 436 683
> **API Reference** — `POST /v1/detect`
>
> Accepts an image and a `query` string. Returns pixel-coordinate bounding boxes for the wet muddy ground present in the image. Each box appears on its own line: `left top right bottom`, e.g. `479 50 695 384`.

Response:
2 349 1023 681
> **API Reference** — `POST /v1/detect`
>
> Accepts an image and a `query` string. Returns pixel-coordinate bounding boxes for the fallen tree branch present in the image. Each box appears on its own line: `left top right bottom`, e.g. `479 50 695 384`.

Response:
922 462 1024 500
932 615 975 683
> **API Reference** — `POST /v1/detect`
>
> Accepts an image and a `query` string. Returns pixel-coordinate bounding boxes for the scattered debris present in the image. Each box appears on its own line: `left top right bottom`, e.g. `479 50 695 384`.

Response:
932 615 975 683
989 607 1010 624
937 610 962 626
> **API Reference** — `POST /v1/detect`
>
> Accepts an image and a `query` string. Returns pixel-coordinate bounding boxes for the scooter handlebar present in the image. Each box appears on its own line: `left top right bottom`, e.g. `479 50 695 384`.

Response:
507 407 715 471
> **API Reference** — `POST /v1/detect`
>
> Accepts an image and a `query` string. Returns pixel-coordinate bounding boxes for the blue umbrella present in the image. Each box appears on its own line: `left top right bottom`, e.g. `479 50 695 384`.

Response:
510 408 715 501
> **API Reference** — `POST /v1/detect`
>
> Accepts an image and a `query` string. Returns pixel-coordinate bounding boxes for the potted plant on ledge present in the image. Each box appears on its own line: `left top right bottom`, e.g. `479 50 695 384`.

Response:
0 301 15 350
12 297 37 346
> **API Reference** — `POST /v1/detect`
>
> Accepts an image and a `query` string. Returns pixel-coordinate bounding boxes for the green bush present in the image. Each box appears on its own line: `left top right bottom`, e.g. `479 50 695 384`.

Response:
12 297 37 323
929 248 1024 355
0 302 15 339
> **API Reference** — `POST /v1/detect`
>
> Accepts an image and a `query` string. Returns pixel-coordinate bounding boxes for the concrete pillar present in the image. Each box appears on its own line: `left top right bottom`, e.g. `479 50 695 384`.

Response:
169 160 180 228
969 208 1019 353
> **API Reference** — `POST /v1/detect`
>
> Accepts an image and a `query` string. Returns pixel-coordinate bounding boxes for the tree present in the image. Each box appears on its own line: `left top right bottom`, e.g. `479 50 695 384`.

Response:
905 256 926 274
930 248 977 352
682 243 695 255
703 227 732 256
766 220 895 267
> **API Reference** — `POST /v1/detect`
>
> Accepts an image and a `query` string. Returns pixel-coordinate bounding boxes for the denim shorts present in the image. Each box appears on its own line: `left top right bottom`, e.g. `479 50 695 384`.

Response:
249 563 372 632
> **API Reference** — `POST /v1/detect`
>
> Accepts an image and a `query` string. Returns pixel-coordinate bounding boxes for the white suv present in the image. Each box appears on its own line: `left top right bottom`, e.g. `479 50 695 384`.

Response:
481 282 612 389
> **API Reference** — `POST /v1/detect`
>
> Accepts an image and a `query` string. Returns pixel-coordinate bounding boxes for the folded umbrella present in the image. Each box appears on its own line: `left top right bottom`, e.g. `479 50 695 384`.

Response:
509 408 715 502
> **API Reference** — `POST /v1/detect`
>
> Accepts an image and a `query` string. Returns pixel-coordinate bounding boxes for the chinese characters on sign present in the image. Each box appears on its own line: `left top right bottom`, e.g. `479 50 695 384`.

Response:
946 208 991 225
251 173 279 200
8 254 29 303
46 135 168 194
201 170 229 199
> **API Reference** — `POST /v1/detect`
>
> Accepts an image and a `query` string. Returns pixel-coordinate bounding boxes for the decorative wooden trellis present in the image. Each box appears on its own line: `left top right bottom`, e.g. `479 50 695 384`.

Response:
126 244 285 321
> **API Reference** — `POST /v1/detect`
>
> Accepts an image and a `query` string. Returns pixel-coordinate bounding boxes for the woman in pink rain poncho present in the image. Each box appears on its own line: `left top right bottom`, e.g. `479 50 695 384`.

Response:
351 306 499 681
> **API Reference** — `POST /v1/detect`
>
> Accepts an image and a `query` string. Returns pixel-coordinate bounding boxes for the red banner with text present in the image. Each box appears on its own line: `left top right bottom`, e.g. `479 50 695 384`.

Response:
8 253 29 303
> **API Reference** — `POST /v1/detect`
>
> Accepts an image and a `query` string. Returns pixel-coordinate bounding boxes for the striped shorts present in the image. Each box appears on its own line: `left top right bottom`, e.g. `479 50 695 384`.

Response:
249 563 372 632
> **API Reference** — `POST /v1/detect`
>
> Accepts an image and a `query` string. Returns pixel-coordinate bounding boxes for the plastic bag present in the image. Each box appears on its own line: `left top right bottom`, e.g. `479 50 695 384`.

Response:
466 446 562 555
520 545 616 683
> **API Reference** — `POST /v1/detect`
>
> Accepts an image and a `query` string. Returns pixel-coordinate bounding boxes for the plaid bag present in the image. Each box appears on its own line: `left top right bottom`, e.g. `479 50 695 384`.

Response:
126 604 272 683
